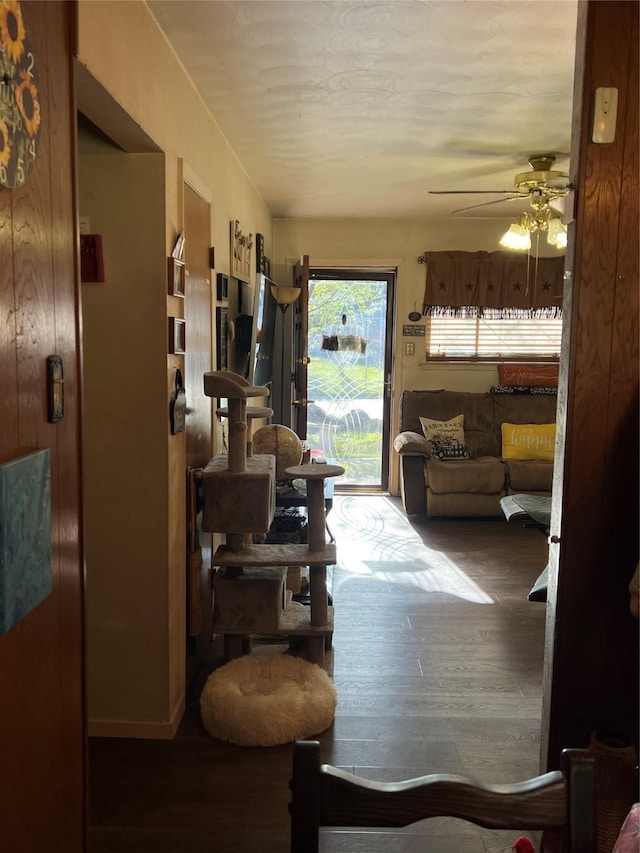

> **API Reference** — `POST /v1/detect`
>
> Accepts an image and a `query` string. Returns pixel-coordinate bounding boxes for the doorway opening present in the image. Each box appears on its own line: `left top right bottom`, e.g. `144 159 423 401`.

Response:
306 269 395 491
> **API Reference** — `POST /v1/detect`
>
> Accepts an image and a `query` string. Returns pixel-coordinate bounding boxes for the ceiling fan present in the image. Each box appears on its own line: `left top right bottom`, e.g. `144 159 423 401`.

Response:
430 154 571 215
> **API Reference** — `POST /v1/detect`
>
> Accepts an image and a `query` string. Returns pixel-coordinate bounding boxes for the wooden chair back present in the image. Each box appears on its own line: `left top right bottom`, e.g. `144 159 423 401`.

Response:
290 740 595 853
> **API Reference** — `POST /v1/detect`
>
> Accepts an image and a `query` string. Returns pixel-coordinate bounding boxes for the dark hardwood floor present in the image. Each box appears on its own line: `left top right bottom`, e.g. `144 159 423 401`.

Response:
88 495 548 852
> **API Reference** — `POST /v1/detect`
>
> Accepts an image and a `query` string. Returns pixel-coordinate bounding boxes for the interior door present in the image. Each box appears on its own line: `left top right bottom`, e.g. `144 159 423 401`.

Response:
292 255 310 438
183 183 212 468
183 182 213 682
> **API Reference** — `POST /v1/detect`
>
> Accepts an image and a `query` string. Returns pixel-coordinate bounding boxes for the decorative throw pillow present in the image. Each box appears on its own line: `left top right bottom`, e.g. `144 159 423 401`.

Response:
431 441 469 460
498 363 559 388
501 422 556 461
491 385 558 396
419 414 464 444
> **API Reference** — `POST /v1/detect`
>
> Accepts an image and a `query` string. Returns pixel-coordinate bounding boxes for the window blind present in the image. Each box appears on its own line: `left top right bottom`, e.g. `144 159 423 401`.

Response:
426 315 562 360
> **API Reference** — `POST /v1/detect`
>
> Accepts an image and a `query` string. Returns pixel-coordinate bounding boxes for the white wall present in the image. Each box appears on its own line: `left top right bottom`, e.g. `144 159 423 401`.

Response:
79 129 172 732
77 0 277 735
274 217 516 490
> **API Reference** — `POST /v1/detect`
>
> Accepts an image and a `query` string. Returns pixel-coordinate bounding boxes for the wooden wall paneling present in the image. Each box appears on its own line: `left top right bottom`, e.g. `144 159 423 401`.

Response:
11 2 63 844
0 171 17 459
542 0 639 768
46 0 86 845
0 2 84 848
0 170 27 853
597 0 640 756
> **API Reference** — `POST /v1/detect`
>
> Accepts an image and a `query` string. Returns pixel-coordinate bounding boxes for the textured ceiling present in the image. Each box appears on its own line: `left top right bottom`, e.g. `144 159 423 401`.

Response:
147 0 578 219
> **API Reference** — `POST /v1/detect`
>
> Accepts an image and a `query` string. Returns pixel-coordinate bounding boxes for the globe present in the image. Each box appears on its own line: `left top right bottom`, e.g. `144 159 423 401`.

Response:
253 424 303 480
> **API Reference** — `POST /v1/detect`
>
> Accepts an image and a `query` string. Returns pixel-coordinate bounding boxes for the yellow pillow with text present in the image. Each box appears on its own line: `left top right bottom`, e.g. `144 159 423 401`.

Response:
501 423 556 462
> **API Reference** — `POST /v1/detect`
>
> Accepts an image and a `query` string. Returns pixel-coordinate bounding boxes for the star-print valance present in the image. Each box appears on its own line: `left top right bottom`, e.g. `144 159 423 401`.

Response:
422 251 564 318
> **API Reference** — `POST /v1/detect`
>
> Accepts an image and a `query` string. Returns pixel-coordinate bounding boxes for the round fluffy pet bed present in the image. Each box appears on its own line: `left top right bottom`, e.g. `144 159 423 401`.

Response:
200 655 337 747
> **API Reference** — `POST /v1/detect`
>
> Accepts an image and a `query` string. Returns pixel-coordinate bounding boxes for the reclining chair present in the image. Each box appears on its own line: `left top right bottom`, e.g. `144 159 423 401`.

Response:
290 740 595 853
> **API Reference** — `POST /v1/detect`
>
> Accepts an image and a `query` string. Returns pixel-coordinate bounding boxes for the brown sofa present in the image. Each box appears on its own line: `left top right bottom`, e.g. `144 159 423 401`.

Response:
394 389 557 517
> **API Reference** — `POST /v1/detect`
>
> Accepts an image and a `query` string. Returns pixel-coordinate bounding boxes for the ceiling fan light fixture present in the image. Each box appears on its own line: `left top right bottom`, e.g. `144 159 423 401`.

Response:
499 222 531 251
546 215 568 249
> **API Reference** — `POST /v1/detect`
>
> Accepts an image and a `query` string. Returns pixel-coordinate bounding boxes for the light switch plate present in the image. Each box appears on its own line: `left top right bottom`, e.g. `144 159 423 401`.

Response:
592 87 618 143
405 342 415 356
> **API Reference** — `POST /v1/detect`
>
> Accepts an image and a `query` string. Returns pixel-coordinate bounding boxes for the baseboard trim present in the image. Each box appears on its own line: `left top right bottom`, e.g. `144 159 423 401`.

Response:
88 696 185 739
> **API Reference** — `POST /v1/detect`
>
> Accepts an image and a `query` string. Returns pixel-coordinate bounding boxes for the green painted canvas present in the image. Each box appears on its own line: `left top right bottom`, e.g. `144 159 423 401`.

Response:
0 449 52 635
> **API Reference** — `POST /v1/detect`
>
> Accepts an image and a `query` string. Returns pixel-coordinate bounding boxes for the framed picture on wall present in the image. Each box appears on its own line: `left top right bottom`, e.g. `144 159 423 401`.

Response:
168 257 186 297
168 317 186 354
255 233 264 273
216 307 228 370
216 273 229 301
230 219 252 282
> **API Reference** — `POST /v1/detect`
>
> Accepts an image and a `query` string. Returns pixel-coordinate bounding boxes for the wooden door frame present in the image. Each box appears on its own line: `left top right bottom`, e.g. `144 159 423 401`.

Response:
292 255 310 437
541 0 639 769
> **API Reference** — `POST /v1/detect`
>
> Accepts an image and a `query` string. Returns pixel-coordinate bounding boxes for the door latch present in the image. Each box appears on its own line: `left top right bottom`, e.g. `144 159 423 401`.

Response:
47 355 64 423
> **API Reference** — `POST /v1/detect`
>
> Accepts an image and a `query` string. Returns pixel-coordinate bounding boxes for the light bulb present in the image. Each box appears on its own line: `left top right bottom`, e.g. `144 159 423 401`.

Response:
547 217 568 249
499 223 531 251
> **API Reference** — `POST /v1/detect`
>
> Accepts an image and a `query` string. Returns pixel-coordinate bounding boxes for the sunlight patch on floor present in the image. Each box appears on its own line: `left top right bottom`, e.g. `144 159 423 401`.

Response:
330 495 493 604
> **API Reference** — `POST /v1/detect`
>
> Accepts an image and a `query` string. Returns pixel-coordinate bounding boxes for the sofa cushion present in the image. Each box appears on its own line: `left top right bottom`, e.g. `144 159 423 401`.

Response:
426 456 506 494
492 392 557 425
501 422 556 461
427 490 505 518
506 459 553 492
393 430 432 456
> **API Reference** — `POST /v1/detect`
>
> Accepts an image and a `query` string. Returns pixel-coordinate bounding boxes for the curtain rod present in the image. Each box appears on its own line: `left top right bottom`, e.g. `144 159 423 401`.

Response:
417 255 426 263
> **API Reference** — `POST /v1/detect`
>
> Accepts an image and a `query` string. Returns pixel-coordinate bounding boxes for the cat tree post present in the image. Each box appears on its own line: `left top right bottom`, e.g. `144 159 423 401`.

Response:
284 463 345 632
226 397 247 473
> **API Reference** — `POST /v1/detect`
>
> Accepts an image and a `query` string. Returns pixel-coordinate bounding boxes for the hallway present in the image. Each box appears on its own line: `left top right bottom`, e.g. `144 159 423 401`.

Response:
88 496 548 852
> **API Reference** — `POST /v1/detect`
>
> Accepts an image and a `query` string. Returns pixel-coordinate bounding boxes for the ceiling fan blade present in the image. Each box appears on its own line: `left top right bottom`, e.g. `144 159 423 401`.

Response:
452 196 528 214
429 190 515 195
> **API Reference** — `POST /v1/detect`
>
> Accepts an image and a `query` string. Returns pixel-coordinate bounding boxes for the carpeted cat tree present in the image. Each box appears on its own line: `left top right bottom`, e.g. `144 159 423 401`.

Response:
198 370 342 745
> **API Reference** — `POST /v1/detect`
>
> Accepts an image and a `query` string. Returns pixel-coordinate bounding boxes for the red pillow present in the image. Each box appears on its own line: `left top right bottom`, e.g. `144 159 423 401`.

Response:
498 363 559 388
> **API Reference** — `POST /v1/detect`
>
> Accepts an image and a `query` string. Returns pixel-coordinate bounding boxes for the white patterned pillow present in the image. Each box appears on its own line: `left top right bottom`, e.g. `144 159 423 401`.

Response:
419 414 465 447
